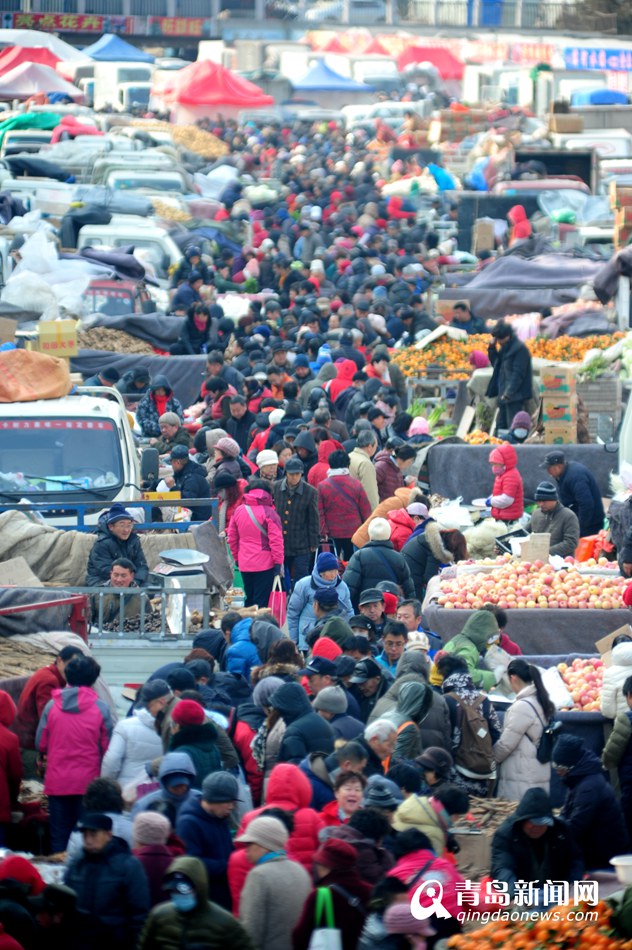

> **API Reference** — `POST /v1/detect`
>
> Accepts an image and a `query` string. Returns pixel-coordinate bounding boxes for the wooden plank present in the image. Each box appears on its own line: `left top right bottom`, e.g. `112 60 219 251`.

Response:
456 405 476 439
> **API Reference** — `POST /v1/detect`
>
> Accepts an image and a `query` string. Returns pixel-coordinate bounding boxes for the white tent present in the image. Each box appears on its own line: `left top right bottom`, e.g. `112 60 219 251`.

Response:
0 30 90 62
0 62 82 100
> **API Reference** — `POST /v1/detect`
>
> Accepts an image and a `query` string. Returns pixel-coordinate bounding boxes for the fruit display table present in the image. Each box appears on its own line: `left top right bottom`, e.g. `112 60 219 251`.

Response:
424 604 631 654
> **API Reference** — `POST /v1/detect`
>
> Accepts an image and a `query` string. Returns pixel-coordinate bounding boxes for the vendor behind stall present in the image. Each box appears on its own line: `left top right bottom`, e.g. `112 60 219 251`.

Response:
530 481 580 558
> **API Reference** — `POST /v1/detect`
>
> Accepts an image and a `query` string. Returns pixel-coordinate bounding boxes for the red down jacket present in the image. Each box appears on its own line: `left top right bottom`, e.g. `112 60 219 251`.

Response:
227 762 324 912
489 443 524 522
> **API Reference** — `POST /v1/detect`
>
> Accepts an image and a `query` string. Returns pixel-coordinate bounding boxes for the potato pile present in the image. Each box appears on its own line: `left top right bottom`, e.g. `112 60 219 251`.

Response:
130 119 228 159
151 198 191 224
78 327 155 355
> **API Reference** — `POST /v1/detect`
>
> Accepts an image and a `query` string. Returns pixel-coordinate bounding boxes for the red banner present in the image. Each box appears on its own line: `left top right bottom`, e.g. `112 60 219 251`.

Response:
148 16 210 37
12 12 107 31
512 42 556 65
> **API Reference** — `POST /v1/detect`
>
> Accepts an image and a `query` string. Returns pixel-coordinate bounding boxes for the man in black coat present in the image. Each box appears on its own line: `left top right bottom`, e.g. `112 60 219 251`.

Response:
486 321 533 432
272 456 320 586
552 734 629 871
223 395 256 453
349 659 394 724
543 450 606 539
166 445 212 521
269 682 334 764
64 813 150 950
85 504 149 587
491 787 584 903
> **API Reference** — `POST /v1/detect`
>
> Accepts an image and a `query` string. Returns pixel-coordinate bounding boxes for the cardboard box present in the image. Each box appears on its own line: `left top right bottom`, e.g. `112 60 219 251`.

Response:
596 624 632 668
544 423 577 444
35 319 78 358
0 317 17 346
471 218 495 254
542 396 578 424
547 113 584 133
609 182 632 209
540 364 577 395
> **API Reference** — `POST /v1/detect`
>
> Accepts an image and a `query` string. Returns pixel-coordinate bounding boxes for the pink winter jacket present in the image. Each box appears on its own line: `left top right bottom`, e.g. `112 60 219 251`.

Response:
36 686 113 796
388 848 465 917
226 488 284 572
228 763 324 912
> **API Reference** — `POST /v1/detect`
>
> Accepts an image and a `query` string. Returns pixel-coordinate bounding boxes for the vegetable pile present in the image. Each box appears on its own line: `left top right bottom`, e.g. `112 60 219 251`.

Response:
462 430 505 445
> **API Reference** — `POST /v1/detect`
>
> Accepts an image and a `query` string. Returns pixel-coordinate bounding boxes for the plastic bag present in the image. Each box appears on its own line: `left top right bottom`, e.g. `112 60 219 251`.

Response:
268 576 287 627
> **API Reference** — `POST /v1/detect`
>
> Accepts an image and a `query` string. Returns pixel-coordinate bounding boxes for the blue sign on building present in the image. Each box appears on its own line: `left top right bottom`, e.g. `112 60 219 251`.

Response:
564 47 632 71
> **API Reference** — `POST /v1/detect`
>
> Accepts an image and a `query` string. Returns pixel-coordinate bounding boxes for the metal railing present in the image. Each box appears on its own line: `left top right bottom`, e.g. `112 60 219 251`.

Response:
0 498 218 532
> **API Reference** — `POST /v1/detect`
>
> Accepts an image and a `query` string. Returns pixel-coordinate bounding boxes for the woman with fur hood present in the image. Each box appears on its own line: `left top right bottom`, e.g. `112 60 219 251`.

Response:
402 524 467 601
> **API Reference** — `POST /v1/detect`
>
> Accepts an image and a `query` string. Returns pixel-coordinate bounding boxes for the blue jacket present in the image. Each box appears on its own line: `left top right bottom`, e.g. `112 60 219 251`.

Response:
225 618 261 681
560 749 629 870
556 460 605 537
175 795 233 909
287 566 354 650
299 753 335 810
329 711 365 742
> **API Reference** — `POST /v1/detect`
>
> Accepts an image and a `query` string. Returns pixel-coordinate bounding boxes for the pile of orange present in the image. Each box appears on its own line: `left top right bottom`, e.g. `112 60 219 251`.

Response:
463 430 505 445
392 333 621 380
447 901 632 950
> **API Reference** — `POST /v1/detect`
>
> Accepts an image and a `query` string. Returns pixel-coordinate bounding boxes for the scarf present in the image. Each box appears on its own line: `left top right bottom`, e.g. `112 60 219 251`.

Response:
327 468 350 476
441 672 481 705
257 850 287 865
251 721 269 770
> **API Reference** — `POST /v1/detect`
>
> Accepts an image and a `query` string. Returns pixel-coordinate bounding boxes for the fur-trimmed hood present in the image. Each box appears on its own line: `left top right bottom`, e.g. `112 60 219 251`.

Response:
423 520 454 563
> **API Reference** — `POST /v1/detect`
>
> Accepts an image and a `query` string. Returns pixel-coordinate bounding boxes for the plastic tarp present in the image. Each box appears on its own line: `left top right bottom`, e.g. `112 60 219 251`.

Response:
165 60 273 108
0 111 60 146
82 34 154 63
71 185 154 218
82 312 182 347
396 46 464 80
71 351 208 408
0 63 81 100
439 252 604 318
571 88 628 106
293 61 372 92
0 46 61 75
0 30 89 62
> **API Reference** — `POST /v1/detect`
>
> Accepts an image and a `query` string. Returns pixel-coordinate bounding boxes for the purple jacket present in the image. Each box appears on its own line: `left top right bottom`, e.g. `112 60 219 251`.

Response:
37 686 113 795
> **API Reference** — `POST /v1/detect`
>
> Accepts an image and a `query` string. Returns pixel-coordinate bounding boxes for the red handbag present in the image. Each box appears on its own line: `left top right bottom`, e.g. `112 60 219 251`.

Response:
267 576 287 626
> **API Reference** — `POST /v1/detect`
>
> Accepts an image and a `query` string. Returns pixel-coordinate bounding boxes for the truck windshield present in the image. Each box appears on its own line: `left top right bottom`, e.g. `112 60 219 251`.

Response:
0 418 124 496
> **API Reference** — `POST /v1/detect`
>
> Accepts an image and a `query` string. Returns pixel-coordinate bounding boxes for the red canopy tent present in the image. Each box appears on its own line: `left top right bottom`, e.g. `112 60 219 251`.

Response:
159 59 274 121
363 38 390 55
396 45 464 80
322 36 352 53
0 46 61 75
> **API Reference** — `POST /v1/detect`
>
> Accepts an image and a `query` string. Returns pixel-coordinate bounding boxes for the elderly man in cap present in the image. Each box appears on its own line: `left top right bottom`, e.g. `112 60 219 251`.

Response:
164 444 212 521
86 503 148 587
272 455 320 588
237 816 312 950
529 481 580 558
151 412 192 456
350 660 394 723
175 771 240 910
313 686 364 741
491 787 584 905
357 588 387 637
64 812 150 950
543 450 605 540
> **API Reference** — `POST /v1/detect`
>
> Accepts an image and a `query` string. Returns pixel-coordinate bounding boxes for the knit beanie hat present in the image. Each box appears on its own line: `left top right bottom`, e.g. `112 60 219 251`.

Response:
256 450 279 468
236 815 288 851
382 592 398 615
206 428 228 451
106 503 132 525
368 518 391 542
552 734 584 768
311 636 343 661
362 776 402 810
269 409 286 426
407 630 430 652
511 411 532 430
215 437 240 458
0 856 45 894
316 552 339 573
312 686 348 715
171 699 206 726
133 811 171 846
314 588 339 608
312 838 357 870
159 412 181 427
384 903 436 937
534 481 558 501
252 676 285 709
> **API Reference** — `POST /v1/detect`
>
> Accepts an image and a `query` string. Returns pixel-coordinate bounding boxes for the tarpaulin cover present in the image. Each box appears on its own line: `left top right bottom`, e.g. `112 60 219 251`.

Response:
0 46 61 75
0 111 60 147
293 61 372 92
439 252 603 318
74 246 147 282
71 185 154 218
71 351 208 408
83 312 182 347
571 88 628 106
83 33 154 63
5 156 70 182
165 60 273 108
396 46 464 80
0 62 81 100
59 207 113 250
0 349 72 403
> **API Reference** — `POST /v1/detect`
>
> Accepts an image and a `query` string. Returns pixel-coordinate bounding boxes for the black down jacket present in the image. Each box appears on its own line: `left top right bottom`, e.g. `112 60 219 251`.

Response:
270 682 334 764
85 513 149 586
343 539 415 609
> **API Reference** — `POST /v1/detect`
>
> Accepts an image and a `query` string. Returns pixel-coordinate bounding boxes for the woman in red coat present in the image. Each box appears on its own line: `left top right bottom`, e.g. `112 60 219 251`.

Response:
0 691 23 845
320 770 366 828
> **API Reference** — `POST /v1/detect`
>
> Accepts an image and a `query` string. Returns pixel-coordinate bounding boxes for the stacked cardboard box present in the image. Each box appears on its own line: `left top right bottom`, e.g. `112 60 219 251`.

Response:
576 374 622 441
540 364 577 444
547 114 584 133
435 108 489 143
609 184 632 250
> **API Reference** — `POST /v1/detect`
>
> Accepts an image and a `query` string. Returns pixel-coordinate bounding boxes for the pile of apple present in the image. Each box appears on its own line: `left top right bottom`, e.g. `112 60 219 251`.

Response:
557 657 604 712
437 558 626 610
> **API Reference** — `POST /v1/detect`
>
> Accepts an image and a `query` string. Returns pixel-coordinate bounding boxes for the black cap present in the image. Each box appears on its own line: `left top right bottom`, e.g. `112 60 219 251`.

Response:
349 658 382 684
358 588 385 606
284 457 304 473
541 450 565 467
299 656 337 677
367 406 386 421
77 812 113 832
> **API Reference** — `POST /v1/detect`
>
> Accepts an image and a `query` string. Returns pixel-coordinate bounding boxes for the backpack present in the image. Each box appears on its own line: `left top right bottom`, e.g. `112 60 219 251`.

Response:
453 695 495 778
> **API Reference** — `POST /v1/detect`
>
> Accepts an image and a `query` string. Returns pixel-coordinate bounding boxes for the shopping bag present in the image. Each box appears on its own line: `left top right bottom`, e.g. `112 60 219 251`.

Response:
308 888 343 950
267 575 287 627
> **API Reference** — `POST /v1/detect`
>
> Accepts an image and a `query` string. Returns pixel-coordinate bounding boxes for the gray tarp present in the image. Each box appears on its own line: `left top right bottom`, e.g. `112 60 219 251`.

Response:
84 313 183 348
439 253 604 319
426 443 618 504
71 351 208 408
424 603 630 654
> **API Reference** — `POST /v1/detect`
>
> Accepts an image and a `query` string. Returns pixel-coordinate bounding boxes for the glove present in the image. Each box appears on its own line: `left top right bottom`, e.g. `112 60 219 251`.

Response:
485 497 492 507
494 665 506 684
273 565 282 577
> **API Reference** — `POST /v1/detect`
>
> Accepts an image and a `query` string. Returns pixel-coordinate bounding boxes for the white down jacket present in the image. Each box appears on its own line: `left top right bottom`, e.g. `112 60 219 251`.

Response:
100 706 163 789
601 642 632 720
493 684 550 802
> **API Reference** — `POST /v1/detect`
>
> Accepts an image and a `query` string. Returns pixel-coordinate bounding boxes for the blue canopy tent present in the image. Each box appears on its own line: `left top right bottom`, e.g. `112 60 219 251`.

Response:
571 88 628 106
83 34 154 63
291 60 373 107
